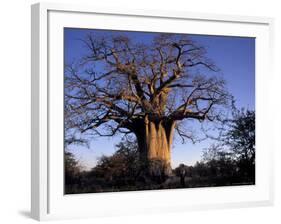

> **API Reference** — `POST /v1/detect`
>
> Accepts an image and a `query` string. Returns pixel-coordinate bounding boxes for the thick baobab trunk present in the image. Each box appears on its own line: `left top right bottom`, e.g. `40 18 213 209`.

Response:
135 117 175 177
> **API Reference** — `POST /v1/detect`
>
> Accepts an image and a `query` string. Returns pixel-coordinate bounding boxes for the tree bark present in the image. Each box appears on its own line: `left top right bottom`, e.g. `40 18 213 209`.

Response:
134 117 175 177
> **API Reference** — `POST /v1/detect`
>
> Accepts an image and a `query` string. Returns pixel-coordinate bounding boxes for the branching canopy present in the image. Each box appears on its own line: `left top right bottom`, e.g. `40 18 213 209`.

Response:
65 33 230 142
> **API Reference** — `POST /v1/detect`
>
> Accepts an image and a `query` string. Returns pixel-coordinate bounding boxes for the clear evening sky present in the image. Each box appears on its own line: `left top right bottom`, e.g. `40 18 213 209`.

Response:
64 28 255 170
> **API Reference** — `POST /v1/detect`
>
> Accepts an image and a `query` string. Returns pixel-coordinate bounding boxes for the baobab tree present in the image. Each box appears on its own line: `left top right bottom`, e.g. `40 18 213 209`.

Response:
65 33 230 175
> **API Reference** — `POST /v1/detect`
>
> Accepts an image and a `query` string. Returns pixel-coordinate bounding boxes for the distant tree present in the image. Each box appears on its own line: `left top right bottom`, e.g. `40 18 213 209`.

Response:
192 161 208 178
224 109 255 177
174 164 191 187
225 109 255 164
91 139 140 185
65 33 231 175
202 109 255 180
202 145 235 178
202 144 231 162
65 151 81 185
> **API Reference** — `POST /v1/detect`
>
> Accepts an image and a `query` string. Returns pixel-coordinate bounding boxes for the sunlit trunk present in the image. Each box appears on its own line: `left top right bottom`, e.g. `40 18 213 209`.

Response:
135 117 175 177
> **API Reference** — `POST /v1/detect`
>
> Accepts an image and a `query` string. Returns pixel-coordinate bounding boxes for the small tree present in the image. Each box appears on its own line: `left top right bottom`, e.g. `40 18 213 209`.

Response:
225 110 255 164
202 109 255 180
92 139 140 185
225 109 255 178
65 152 81 185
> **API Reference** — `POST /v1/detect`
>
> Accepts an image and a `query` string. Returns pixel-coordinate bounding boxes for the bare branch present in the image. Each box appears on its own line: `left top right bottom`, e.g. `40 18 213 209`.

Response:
65 33 230 142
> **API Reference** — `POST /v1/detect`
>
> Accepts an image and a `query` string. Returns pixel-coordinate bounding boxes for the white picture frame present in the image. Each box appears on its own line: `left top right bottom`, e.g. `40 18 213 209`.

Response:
31 2 274 221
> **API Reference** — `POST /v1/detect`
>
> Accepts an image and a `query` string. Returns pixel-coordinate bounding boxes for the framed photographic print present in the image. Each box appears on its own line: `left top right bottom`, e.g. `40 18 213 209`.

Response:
31 2 274 221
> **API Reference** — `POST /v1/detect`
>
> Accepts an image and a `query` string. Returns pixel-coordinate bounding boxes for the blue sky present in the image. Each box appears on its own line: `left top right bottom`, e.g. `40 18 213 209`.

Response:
64 28 255 170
